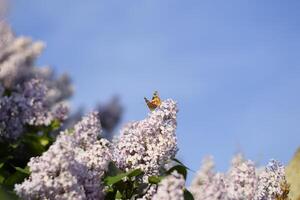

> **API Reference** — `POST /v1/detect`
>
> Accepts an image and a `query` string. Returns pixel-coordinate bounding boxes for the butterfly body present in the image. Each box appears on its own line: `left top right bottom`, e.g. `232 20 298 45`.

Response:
144 91 161 111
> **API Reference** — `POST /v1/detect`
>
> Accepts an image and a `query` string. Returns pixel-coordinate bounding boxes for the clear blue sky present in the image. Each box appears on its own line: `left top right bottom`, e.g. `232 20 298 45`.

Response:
8 0 300 180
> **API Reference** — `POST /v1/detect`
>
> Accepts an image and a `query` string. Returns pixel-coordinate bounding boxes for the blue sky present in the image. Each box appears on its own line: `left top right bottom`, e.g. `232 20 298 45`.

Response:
7 0 300 180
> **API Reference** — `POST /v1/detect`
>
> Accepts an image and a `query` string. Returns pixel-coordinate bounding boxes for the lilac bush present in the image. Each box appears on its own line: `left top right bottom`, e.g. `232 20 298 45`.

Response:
15 99 180 200
14 96 290 199
0 21 70 141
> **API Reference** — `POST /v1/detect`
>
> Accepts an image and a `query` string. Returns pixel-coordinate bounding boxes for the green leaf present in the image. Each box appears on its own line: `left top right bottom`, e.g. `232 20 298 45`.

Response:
126 168 142 178
172 158 192 171
104 168 142 186
115 190 123 199
14 166 30 175
104 172 129 186
0 187 19 200
39 136 50 146
3 89 12 97
0 156 13 163
66 128 75 135
184 189 194 200
50 119 61 130
0 175 4 184
107 162 124 177
3 171 29 188
134 182 149 195
172 158 186 166
0 163 4 169
9 143 19 149
167 165 187 180
104 189 116 200
148 176 163 184
22 136 45 155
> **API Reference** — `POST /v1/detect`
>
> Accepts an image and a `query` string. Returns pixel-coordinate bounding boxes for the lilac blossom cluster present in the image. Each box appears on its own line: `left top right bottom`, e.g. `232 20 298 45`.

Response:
152 171 185 200
190 155 289 200
0 21 73 103
113 99 178 176
0 21 71 140
190 156 227 199
0 78 68 140
15 112 112 200
15 99 179 199
254 160 289 200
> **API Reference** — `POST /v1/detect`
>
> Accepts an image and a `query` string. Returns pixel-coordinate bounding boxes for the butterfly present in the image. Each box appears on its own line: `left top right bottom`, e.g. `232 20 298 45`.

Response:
144 91 161 111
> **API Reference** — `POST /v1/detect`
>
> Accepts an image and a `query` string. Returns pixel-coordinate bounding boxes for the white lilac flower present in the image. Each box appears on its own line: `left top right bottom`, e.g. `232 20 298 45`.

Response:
0 35 44 88
0 21 71 140
136 185 158 200
152 171 185 200
113 99 178 176
226 160 257 200
0 21 72 105
207 173 228 200
254 160 288 200
190 157 227 200
15 134 86 200
15 112 112 200
18 78 52 126
0 79 68 140
230 153 245 167
0 95 24 139
190 156 215 189
191 156 288 200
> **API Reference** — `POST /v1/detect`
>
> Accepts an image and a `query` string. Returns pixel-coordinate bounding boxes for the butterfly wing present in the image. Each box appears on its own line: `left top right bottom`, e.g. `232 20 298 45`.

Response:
145 91 161 111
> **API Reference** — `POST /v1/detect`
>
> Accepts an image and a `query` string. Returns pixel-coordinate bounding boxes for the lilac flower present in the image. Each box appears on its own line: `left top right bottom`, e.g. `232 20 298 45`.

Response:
190 156 289 200
0 21 73 105
0 34 44 88
226 160 257 199
0 95 24 139
137 185 158 200
113 99 178 176
152 171 185 200
0 79 68 140
15 112 112 200
0 20 72 106
0 21 71 140
190 156 227 200
255 160 289 200
15 134 86 200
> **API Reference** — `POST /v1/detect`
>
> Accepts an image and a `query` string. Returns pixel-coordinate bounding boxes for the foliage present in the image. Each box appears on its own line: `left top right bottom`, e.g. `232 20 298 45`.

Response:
103 160 193 200
0 120 60 198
